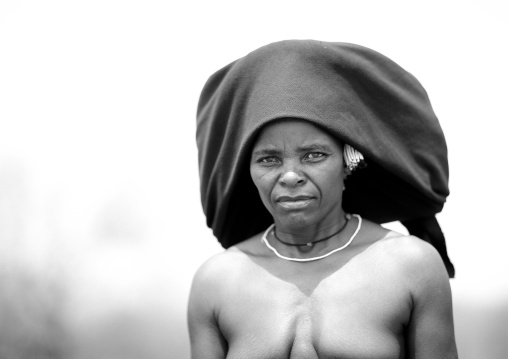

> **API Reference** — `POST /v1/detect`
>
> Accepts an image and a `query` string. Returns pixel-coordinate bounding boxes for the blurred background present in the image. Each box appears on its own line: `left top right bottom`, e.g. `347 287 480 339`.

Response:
0 0 507 358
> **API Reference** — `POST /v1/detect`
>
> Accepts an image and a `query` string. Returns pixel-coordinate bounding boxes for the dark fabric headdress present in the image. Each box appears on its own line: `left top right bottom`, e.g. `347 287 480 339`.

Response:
196 40 455 278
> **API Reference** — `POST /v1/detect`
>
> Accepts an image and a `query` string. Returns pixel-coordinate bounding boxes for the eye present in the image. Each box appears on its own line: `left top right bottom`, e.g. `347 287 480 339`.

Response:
304 152 326 161
258 156 280 164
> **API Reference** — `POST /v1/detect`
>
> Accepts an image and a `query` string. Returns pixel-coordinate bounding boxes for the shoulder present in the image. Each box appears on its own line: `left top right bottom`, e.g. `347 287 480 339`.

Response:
190 238 260 293
188 250 243 318
188 239 262 315
191 247 247 290
344 218 448 282
385 235 447 272
374 233 451 294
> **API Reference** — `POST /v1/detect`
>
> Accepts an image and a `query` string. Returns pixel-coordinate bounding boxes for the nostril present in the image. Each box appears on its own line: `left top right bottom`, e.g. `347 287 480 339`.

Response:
280 171 305 186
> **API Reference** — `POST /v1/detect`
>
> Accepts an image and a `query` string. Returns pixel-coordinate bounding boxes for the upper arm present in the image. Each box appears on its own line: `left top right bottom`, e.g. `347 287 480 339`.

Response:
187 257 228 359
403 238 458 359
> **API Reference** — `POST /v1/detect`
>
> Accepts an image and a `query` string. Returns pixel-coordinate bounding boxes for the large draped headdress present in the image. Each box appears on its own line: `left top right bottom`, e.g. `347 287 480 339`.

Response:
196 40 455 277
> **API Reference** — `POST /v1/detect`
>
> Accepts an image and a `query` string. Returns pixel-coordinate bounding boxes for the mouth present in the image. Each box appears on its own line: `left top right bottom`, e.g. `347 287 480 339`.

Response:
276 196 315 210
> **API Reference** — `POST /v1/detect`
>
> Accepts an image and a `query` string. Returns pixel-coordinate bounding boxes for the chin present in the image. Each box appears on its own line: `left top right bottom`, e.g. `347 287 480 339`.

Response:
277 211 315 229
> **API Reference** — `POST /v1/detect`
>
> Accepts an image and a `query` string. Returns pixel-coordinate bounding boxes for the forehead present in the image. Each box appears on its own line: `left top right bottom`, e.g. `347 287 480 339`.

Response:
253 119 341 148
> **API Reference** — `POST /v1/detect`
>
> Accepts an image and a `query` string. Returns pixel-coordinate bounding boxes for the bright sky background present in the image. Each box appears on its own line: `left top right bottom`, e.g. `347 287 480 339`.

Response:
1 1 507 358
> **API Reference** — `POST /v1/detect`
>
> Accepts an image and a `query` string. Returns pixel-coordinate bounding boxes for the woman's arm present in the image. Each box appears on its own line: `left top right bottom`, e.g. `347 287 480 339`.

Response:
187 258 228 359
404 238 458 359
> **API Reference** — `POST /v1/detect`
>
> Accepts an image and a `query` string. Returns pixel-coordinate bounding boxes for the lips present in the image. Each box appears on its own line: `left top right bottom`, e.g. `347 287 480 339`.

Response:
276 195 314 210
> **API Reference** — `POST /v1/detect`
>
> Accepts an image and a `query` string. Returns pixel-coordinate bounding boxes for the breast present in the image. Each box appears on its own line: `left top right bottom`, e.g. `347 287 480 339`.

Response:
221 270 407 359
310 263 408 358
220 242 411 359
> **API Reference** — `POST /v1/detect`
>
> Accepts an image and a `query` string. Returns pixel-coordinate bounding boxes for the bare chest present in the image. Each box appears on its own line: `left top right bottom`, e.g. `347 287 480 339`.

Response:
219 258 410 359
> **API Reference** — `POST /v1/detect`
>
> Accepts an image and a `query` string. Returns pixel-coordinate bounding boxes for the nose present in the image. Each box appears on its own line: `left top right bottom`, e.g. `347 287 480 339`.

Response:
279 170 306 187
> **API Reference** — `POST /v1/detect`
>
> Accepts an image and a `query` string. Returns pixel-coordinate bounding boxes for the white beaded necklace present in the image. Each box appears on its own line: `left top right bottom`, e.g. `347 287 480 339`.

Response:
261 214 362 262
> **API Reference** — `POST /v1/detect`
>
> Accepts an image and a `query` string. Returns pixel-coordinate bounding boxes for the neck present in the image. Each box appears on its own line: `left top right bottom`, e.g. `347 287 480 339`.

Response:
273 211 349 247
261 215 362 262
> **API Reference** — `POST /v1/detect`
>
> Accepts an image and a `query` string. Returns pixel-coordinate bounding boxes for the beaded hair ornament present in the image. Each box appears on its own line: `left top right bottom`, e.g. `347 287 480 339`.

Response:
343 144 365 172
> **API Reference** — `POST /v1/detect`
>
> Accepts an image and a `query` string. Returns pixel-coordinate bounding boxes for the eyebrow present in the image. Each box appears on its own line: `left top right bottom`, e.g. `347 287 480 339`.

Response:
251 148 281 157
251 143 334 157
297 144 334 152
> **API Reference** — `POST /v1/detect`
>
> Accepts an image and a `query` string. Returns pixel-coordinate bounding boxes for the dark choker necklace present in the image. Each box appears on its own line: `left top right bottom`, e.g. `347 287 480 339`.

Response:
273 214 351 247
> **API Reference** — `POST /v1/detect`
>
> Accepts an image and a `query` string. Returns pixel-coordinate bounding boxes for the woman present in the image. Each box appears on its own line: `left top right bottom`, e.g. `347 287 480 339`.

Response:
189 40 457 358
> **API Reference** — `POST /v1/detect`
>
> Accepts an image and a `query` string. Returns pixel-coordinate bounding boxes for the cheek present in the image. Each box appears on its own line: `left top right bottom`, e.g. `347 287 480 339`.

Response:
250 167 277 207
250 167 271 195
313 166 345 195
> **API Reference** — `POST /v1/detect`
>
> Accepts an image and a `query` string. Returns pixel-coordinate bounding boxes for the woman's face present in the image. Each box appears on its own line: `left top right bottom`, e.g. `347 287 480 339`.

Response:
250 120 346 230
